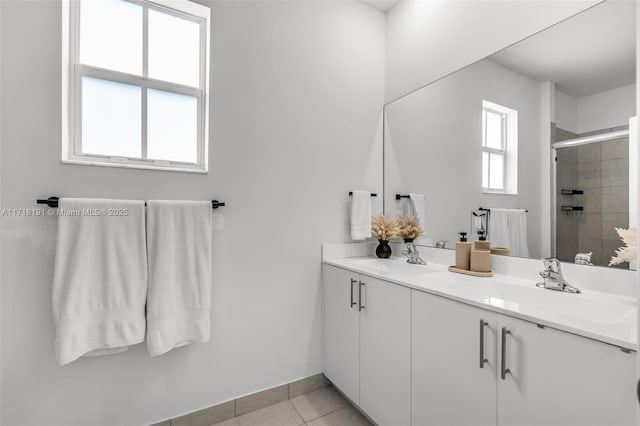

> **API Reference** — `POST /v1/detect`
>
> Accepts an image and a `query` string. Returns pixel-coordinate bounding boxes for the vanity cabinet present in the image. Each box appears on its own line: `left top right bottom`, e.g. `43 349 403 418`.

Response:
322 264 360 403
322 265 411 426
324 264 637 426
412 290 498 426
412 290 637 426
497 315 636 426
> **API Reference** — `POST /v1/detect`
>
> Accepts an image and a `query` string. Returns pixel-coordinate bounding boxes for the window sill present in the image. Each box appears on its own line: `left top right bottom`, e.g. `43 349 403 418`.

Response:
483 190 518 196
61 158 208 174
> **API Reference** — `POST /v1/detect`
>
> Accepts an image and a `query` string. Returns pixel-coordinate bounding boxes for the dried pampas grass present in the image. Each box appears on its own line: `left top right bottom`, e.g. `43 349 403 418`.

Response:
371 214 399 241
397 215 424 240
609 227 637 266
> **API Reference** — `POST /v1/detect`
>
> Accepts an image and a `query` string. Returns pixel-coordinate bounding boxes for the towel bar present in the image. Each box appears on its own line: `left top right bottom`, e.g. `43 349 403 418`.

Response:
348 192 377 197
479 207 528 213
36 197 226 209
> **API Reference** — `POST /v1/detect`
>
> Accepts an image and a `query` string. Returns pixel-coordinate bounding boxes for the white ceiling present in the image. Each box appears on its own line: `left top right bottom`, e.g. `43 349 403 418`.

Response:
359 0 400 13
489 1 636 98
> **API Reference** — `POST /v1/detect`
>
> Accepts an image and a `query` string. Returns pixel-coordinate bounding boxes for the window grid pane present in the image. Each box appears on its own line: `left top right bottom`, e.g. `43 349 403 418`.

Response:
81 76 142 158
148 9 200 87
147 89 198 163
484 109 504 150
79 0 143 75
482 151 489 189
488 152 505 190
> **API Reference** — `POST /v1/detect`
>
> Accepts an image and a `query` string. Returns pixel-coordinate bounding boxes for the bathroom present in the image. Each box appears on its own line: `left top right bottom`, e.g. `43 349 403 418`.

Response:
0 0 638 425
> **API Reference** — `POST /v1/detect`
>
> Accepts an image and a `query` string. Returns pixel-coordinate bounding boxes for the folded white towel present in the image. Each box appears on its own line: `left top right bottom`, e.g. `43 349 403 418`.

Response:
146 200 213 356
350 191 372 240
407 193 426 229
52 198 147 366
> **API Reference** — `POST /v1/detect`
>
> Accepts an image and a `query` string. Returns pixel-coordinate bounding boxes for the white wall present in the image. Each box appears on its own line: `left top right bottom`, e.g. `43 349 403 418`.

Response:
385 0 600 103
555 84 636 134
555 89 578 133
0 1 385 425
384 59 545 258
576 84 637 133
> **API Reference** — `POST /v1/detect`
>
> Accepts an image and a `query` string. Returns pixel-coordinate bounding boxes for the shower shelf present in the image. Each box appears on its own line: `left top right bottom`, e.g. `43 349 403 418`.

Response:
561 206 584 212
561 189 584 195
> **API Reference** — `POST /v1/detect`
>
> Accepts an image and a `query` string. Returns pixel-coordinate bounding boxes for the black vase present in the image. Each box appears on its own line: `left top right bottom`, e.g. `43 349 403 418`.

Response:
376 240 392 258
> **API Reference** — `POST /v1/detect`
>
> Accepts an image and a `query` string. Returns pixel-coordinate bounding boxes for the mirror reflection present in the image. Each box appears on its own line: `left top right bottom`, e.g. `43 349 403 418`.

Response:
384 0 636 269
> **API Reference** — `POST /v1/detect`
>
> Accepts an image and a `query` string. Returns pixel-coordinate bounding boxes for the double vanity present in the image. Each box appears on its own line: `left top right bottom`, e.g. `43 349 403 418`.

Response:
321 246 637 426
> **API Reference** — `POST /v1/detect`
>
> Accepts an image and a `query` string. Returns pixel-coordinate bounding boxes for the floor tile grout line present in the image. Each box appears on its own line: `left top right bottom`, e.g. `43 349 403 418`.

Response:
303 404 349 424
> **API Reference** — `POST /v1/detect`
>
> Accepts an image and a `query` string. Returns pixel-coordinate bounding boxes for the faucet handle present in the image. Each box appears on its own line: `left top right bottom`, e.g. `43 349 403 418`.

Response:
541 258 561 273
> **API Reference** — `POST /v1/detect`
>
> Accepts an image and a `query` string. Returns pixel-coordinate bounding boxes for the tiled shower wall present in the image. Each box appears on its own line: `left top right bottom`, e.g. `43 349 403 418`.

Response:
554 125 629 267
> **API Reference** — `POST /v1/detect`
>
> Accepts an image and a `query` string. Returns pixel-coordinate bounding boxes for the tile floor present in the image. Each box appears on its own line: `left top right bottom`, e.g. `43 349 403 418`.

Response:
211 386 373 426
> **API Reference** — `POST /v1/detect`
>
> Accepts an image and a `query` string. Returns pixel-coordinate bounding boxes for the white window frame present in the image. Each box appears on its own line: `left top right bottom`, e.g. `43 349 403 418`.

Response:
61 0 211 173
482 100 518 195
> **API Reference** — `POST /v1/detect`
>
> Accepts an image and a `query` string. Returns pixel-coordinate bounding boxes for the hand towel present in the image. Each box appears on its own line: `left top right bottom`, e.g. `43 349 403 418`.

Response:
350 191 372 240
407 193 426 228
52 198 147 366
508 209 529 258
488 208 529 258
146 200 213 357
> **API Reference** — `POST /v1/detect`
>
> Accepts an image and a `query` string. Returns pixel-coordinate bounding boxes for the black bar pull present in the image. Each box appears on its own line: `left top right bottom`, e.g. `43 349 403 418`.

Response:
501 327 511 380
358 281 365 311
479 319 489 369
350 278 357 308
348 192 377 197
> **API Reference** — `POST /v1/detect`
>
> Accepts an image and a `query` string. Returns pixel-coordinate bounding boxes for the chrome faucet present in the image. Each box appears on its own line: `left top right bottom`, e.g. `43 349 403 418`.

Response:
536 258 581 294
402 241 427 265
435 240 448 249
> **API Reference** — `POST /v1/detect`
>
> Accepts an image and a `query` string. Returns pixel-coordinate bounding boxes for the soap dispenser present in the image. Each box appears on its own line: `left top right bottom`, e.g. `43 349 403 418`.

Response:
475 230 491 251
455 232 471 270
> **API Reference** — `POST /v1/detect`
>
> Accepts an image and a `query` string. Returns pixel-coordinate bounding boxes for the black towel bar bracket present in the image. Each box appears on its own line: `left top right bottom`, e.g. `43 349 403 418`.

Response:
37 197 226 209
395 194 410 200
348 192 377 197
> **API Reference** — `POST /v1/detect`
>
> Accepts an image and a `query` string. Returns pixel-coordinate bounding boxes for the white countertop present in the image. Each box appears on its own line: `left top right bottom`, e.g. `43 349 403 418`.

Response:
325 256 638 351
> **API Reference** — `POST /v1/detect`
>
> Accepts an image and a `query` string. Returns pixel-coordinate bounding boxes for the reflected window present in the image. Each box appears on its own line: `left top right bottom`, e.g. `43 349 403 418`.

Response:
482 100 518 194
62 0 210 172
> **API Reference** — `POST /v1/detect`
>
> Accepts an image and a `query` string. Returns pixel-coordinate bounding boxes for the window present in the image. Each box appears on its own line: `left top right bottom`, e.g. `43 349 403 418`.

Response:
62 0 210 172
482 100 518 194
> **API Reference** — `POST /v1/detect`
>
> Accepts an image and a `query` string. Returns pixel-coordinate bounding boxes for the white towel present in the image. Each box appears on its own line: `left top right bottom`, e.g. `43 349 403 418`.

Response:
52 198 147 366
488 208 529 258
350 191 371 240
146 200 213 357
407 193 426 228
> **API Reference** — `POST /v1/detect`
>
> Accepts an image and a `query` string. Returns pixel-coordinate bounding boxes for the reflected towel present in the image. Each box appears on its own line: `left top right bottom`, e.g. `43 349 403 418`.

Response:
146 200 213 357
52 198 147 366
489 208 529 258
350 191 372 240
407 193 426 229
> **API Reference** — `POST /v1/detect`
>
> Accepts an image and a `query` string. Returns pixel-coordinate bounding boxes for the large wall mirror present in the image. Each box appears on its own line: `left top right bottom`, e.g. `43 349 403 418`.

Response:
384 0 637 269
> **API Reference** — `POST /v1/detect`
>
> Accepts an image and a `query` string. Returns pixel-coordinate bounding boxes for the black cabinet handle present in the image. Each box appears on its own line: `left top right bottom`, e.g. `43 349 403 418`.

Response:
350 278 357 308
479 319 489 369
358 281 365 311
501 327 511 380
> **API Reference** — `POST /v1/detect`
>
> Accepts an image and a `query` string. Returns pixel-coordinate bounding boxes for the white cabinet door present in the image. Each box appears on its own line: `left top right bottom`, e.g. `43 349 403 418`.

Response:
497 314 637 426
360 275 411 426
412 290 498 426
322 265 360 403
